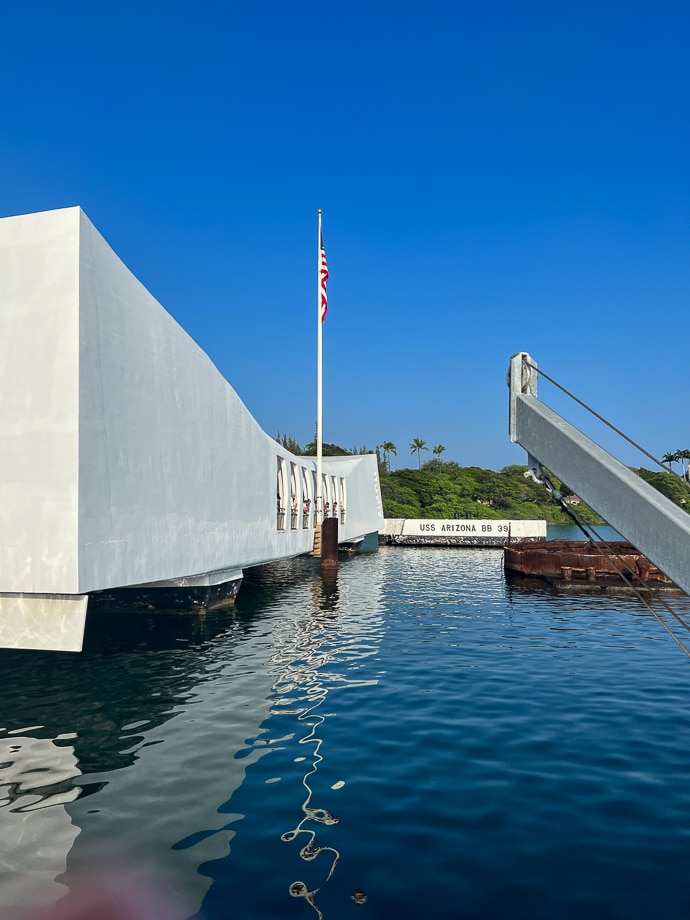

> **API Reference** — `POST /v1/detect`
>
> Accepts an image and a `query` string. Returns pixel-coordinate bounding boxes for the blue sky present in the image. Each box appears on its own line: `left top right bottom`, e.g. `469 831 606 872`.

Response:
2 1 688 471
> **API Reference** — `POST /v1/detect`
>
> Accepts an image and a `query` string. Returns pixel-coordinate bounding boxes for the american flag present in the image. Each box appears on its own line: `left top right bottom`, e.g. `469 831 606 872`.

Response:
319 232 329 323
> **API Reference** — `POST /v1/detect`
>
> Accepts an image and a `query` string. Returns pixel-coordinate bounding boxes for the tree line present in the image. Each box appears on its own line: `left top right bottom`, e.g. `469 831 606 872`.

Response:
276 433 446 468
275 433 690 522
380 439 446 471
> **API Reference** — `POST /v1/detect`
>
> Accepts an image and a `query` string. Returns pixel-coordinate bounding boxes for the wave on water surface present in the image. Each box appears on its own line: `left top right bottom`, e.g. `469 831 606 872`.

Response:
2 534 690 919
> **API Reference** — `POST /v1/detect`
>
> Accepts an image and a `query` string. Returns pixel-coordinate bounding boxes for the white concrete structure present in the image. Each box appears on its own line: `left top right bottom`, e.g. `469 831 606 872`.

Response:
381 518 546 546
0 207 383 651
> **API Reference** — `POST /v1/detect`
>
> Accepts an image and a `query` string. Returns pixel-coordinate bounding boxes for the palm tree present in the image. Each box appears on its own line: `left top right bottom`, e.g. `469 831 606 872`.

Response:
432 444 446 465
662 451 678 473
409 438 428 469
679 449 690 480
381 440 397 472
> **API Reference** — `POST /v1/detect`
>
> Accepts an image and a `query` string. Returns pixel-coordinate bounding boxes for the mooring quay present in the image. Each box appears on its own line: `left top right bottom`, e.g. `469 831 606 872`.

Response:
380 519 546 547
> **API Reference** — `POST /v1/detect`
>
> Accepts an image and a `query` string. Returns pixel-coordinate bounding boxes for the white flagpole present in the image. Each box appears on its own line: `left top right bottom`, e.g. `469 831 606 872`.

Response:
316 209 323 527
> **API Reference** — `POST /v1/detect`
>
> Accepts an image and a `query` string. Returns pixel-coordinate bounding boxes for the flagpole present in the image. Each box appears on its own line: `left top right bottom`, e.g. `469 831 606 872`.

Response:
316 209 323 528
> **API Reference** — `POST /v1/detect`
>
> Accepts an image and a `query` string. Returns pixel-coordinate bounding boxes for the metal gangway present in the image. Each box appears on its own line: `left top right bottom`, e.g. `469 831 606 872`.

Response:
508 351 690 598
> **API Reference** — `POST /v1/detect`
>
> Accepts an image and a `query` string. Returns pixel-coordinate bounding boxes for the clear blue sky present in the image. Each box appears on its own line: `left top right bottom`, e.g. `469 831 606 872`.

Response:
2 1 688 470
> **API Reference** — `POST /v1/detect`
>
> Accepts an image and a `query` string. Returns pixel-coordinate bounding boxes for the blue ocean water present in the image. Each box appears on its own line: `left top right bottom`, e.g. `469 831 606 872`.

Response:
2 529 690 919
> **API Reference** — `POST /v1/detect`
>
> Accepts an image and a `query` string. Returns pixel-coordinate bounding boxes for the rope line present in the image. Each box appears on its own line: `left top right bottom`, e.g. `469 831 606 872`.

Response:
520 357 690 654
524 359 690 487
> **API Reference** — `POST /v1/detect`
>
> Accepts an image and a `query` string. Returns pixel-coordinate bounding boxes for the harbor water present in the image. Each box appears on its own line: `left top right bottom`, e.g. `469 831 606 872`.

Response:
3 527 690 919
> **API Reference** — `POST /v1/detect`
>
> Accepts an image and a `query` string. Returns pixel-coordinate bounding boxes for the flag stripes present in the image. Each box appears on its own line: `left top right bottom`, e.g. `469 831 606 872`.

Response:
319 234 329 323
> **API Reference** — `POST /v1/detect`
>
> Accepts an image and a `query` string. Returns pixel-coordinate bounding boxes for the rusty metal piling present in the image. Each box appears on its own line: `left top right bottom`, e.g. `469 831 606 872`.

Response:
321 516 338 572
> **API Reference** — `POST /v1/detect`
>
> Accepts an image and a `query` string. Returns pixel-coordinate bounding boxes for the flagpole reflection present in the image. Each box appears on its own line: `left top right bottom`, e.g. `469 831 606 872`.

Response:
261 567 382 918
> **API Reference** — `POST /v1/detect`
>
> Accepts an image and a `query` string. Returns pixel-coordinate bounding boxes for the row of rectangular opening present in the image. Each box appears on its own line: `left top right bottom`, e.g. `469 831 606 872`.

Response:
276 457 346 531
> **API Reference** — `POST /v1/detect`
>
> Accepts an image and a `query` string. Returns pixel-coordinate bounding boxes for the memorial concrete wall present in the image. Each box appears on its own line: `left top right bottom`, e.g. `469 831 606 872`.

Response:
0 207 384 649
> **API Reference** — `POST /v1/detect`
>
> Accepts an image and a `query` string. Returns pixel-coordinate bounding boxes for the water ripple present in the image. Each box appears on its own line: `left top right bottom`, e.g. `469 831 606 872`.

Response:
3 542 690 918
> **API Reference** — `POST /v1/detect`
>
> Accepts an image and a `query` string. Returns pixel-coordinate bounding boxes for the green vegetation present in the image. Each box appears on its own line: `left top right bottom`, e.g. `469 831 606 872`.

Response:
636 468 690 508
380 462 690 523
379 462 607 523
275 432 690 523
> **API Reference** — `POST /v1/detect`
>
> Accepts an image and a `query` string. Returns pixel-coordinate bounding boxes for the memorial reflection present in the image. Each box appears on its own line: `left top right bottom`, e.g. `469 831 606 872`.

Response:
0 555 336 919
199 553 385 920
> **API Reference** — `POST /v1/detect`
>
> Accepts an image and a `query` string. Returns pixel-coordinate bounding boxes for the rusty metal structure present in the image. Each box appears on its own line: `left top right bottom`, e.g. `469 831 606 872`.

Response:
508 352 690 596
504 539 674 587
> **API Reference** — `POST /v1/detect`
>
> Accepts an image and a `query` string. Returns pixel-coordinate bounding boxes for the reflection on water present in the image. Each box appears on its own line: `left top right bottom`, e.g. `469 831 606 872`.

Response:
275 571 380 918
507 525 690 658
3 536 690 918
198 556 384 919
0 737 80 912
0 558 340 918
278 604 344 920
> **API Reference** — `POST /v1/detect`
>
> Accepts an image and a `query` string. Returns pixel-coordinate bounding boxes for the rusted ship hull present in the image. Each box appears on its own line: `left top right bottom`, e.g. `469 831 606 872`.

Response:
504 540 675 588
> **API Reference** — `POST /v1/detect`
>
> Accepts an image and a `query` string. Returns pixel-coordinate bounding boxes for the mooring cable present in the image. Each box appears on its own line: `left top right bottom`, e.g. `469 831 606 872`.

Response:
540 479 690 658
524 359 690 487
516 358 690 654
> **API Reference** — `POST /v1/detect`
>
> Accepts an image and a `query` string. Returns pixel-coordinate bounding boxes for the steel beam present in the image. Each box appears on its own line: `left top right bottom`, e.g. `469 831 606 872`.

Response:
509 352 690 595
